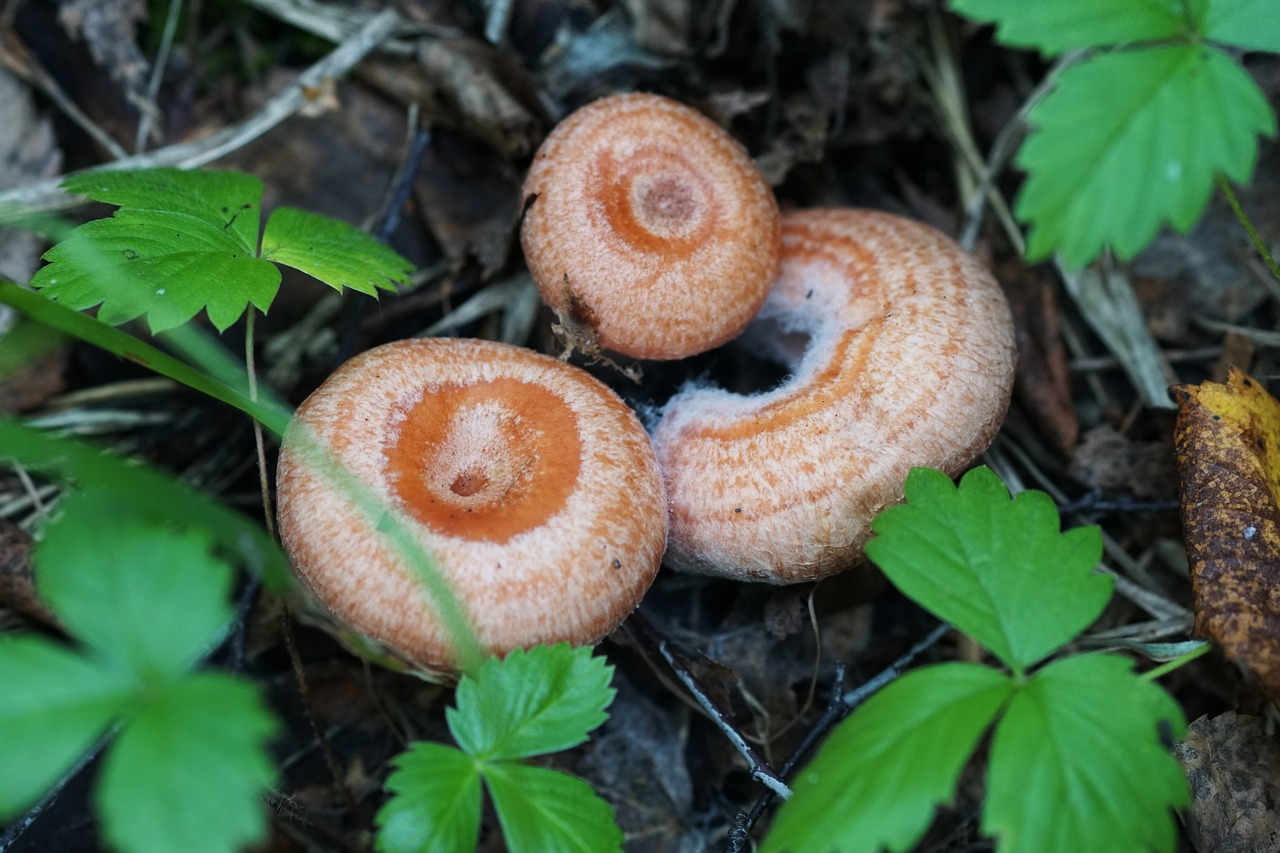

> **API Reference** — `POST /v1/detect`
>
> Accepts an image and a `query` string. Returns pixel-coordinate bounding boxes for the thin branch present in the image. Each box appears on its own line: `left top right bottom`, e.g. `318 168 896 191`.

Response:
279 603 363 822
0 9 404 223
0 23 129 160
627 610 792 801
728 623 952 850
134 0 186 153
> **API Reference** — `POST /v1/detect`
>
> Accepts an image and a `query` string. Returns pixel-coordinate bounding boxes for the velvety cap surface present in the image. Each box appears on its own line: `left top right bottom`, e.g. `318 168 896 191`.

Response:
652 208 1017 583
276 338 667 674
522 92 781 360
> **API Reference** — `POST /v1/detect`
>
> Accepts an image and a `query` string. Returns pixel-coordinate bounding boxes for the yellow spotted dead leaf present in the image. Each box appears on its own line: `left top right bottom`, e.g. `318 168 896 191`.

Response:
1172 368 1280 698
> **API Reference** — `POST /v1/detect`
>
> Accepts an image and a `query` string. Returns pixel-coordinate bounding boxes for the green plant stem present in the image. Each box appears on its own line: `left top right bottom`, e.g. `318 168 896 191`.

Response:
1216 174 1280 288
158 323 292 426
243 310 276 541
1139 641 1212 682
0 280 291 436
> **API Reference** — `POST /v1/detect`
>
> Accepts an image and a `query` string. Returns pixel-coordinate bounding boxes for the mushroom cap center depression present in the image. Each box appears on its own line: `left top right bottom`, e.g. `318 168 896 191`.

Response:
598 148 715 252
382 377 582 543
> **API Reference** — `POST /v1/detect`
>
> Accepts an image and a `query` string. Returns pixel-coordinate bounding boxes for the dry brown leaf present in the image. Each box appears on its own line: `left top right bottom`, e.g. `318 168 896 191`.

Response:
1173 712 1280 853
415 129 521 278
1173 368 1280 698
56 0 148 94
0 518 58 626
1070 424 1177 499
999 259 1079 456
416 37 545 158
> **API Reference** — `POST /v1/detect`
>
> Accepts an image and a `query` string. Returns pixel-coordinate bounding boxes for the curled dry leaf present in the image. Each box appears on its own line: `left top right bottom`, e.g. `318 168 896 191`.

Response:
1172 368 1280 698
416 37 544 158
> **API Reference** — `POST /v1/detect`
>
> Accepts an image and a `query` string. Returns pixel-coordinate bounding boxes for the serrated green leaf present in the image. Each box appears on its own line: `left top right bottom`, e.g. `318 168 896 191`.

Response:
34 493 235 682
96 673 278 853
261 207 411 297
983 654 1188 853
867 468 1110 673
62 169 264 253
448 645 616 761
34 169 282 332
948 0 1194 56
30 216 278 332
762 663 1013 853
376 742 482 853
1017 44 1277 269
483 762 623 853
0 637 134 819
1203 0 1280 52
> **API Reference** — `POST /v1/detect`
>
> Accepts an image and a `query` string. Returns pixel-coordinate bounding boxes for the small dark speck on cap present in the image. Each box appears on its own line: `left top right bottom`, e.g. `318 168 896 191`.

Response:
612 559 621 569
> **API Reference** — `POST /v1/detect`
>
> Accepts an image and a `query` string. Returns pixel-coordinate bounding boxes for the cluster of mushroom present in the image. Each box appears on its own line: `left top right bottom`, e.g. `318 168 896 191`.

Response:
275 93 1017 677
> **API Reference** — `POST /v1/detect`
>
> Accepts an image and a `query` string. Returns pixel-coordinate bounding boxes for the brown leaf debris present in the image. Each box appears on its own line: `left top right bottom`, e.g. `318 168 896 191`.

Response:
1173 368 1280 698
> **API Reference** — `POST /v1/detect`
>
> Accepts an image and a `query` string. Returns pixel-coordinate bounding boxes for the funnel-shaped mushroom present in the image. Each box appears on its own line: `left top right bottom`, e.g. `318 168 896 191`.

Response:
276 338 667 675
651 208 1017 583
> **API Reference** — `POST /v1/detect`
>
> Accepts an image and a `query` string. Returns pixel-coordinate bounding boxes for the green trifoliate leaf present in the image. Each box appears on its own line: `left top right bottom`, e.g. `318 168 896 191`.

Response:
34 493 235 681
1017 44 1277 269
983 654 1189 853
96 673 278 853
483 762 623 853
763 663 1013 853
1202 0 1280 52
948 0 1195 56
0 637 134 819
376 742 482 853
32 169 280 332
261 207 411 297
448 644 616 761
866 467 1110 674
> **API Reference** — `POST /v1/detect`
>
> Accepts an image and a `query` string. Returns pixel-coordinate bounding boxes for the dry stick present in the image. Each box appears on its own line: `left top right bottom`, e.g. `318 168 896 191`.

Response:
0 8 403 221
627 610 793 801
279 602 364 822
0 25 129 160
134 0 186 153
956 50 1084 254
727 622 952 851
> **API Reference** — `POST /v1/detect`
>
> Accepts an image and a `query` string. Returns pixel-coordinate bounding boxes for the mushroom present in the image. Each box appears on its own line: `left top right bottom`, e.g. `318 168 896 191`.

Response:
275 338 667 676
521 92 781 361
650 208 1017 583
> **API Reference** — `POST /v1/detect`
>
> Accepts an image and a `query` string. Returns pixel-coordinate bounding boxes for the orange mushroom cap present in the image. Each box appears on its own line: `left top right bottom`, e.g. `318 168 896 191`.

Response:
651 208 1017 583
276 338 667 676
521 92 781 361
